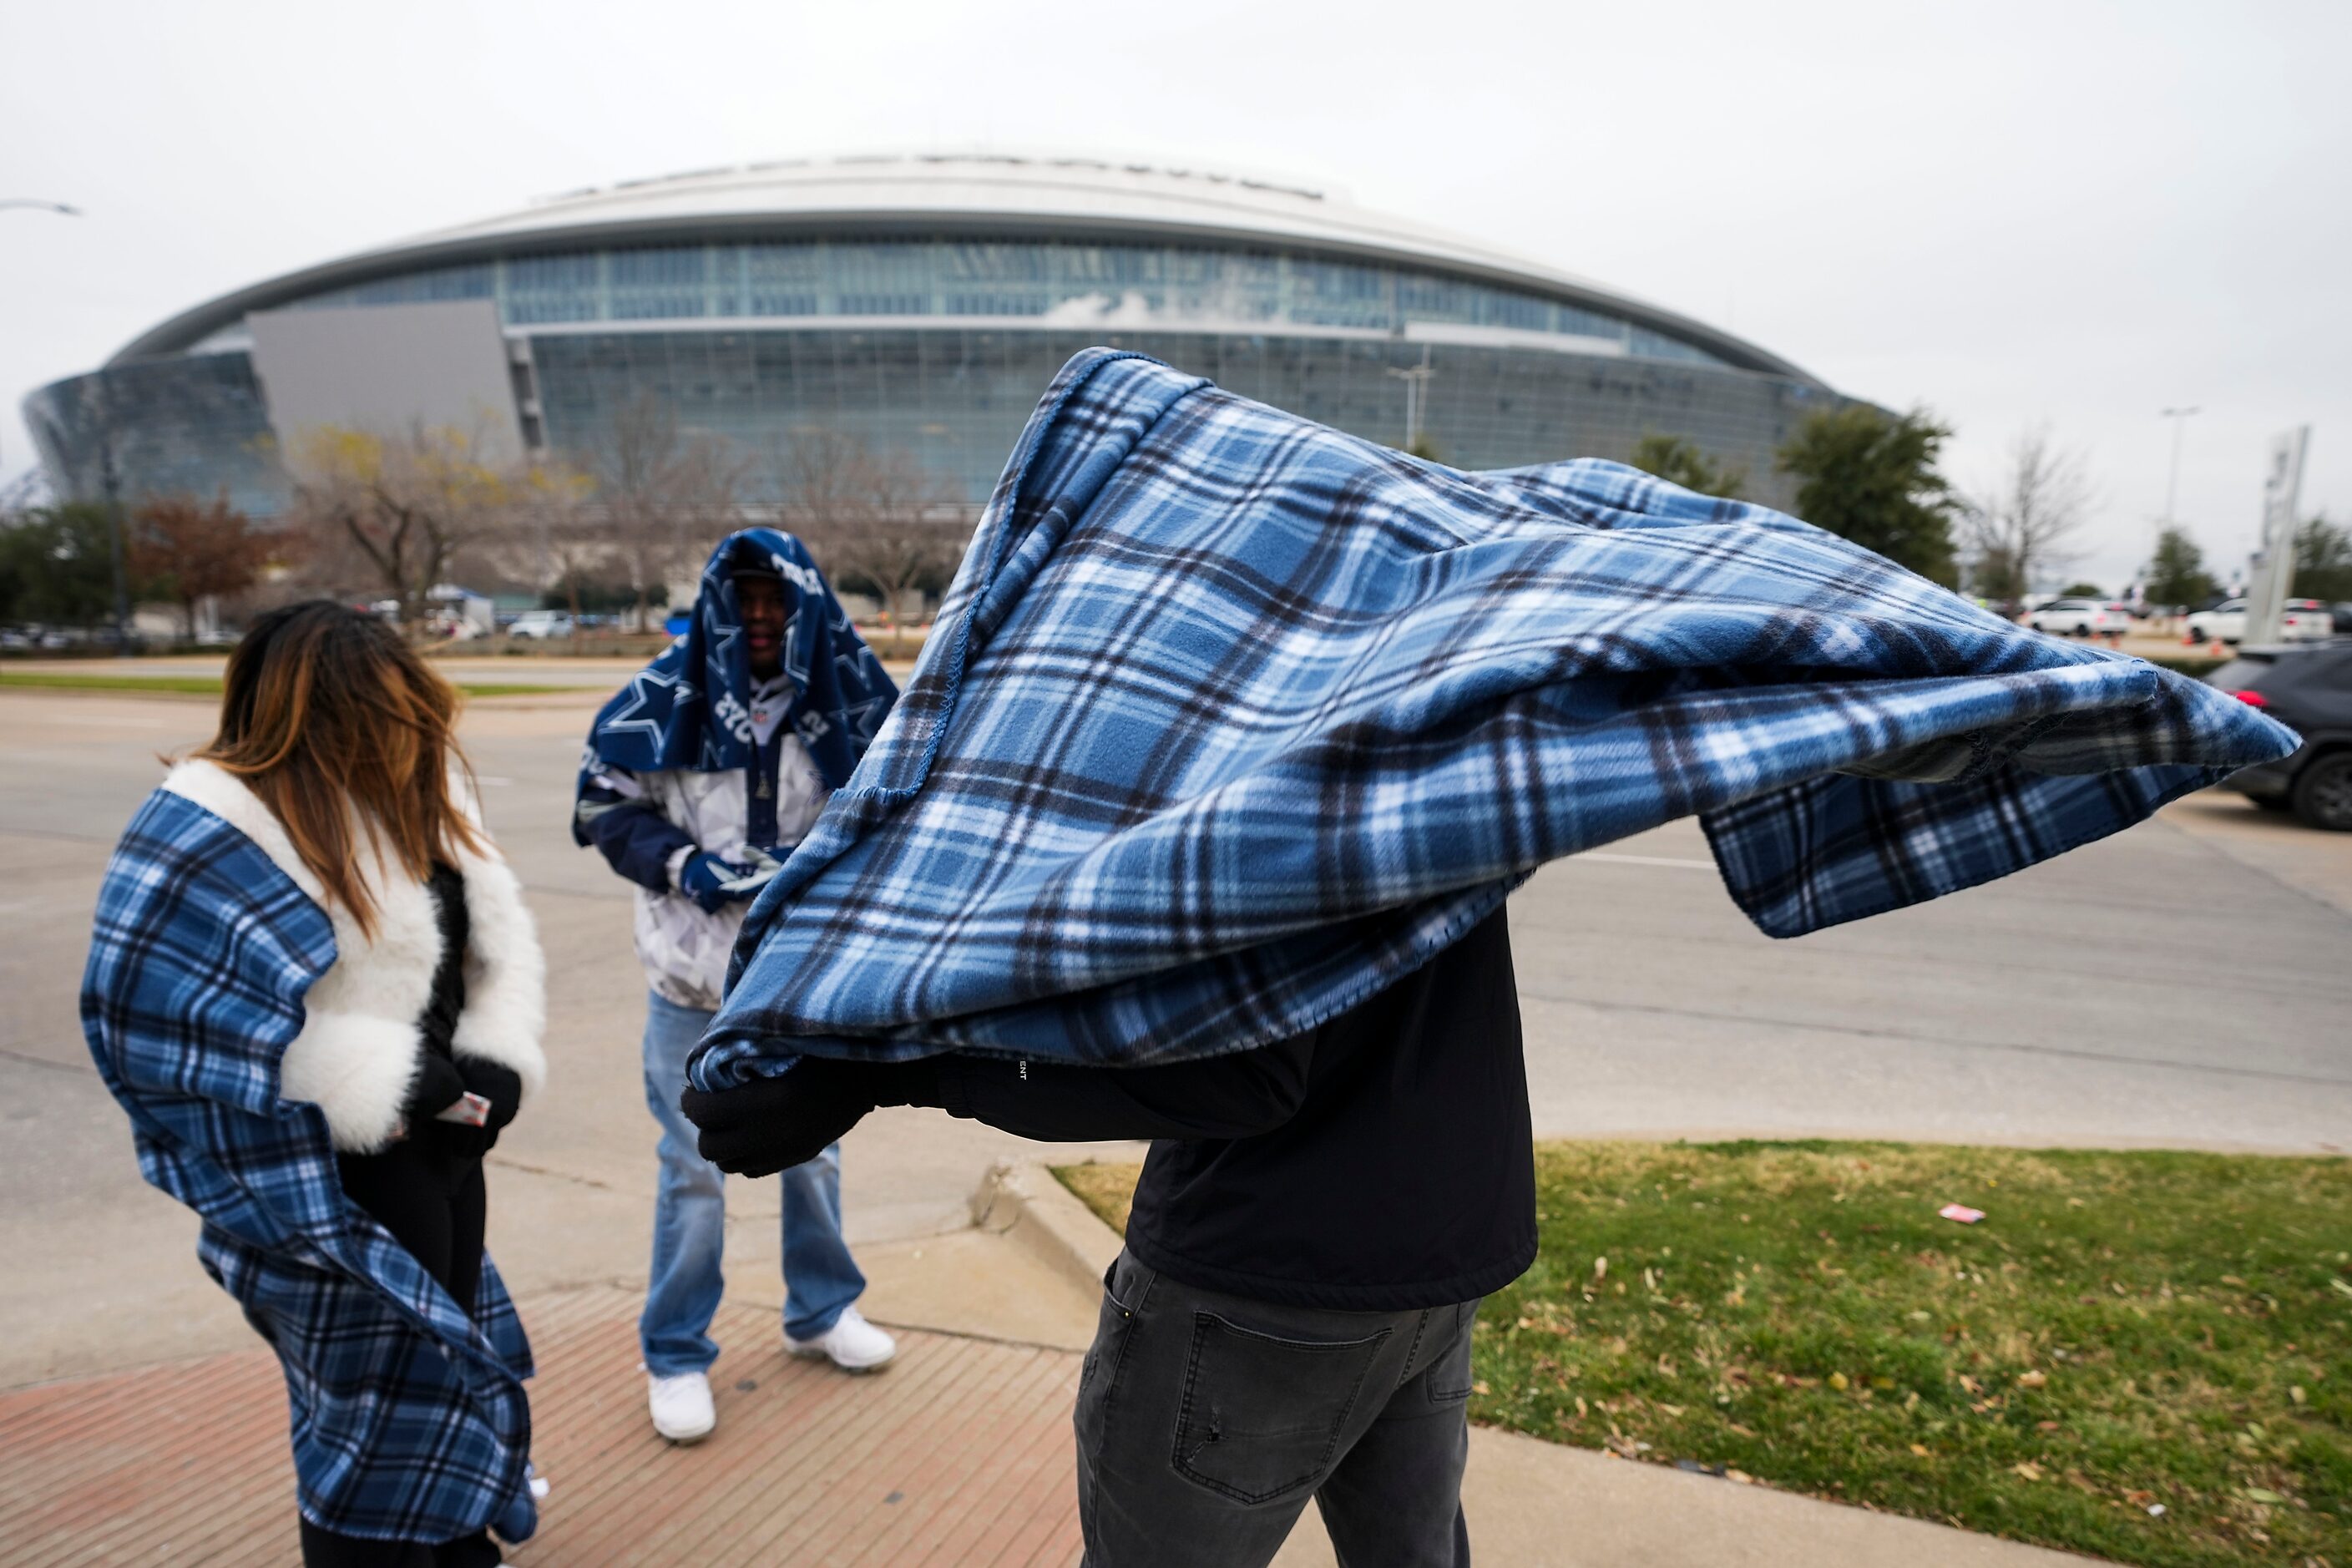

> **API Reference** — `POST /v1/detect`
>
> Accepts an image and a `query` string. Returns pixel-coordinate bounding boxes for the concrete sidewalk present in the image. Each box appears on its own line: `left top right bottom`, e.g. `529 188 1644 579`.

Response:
0 1285 1085 1566
0 1171 2111 1567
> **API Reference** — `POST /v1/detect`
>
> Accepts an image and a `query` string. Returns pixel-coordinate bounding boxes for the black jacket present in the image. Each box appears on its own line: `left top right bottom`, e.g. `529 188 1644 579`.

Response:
902 907 1535 1311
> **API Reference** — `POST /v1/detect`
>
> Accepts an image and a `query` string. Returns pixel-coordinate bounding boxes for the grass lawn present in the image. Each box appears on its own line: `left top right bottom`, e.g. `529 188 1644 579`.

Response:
1054 1141 2351 1567
0 670 565 699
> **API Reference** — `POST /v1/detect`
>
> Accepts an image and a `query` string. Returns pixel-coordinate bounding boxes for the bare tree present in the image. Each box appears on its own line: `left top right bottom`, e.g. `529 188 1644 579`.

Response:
773 429 968 655
584 395 746 631
282 422 551 630
1965 427 2095 614
491 456 603 620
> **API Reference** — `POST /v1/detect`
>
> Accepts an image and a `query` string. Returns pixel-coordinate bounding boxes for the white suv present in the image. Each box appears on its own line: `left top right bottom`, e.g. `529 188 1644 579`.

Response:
2184 598 2333 645
507 609 574 640
2027 598 2132 638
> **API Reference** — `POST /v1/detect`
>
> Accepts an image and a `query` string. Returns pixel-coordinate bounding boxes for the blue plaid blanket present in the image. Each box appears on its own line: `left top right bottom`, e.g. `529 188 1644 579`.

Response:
577 527 895 789
690 350 2298 1089
82 790 536 1544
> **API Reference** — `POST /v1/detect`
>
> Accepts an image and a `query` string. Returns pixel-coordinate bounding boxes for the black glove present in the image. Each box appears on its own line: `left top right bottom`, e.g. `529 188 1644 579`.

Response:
680 1059 917 1178
401 1050 469 1125
429 1059 524 1160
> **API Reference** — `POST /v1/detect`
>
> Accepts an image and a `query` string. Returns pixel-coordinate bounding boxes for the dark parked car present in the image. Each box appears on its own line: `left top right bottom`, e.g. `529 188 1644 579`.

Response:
2205 643 2352 830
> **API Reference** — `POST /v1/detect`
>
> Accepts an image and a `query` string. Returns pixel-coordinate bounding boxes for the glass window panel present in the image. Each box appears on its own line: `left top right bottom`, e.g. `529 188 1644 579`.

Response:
609 246 707 320
506 253 602 323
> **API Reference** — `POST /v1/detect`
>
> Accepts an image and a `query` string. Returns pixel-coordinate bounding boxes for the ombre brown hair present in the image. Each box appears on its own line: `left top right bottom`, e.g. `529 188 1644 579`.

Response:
195 601 483 937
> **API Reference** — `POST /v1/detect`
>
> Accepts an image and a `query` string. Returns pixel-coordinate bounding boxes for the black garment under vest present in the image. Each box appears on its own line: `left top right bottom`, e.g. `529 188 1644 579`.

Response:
918 907 1535 1311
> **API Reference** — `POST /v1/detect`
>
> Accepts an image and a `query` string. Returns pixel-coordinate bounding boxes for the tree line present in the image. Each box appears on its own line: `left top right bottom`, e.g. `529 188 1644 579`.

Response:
9 398 2346 643
0 396 971 652
1629 408 2351 611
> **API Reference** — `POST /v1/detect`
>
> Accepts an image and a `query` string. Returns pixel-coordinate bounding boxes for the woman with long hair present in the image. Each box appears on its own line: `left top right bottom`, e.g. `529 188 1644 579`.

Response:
82 602 548 1565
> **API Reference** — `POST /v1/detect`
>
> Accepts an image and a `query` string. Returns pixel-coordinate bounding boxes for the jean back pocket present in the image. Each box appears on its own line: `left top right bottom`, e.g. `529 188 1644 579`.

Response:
1171 1312 1391 1505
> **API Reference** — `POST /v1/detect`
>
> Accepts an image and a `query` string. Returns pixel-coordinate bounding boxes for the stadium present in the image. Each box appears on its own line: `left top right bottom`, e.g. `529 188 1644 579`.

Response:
24 153 1852 522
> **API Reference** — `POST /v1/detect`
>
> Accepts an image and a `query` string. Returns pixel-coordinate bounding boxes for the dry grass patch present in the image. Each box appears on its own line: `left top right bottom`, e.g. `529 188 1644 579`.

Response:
1055 1141 2351 1567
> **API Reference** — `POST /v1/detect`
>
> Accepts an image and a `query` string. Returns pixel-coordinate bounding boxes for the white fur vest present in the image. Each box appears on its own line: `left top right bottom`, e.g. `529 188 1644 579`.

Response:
162 759 549 1153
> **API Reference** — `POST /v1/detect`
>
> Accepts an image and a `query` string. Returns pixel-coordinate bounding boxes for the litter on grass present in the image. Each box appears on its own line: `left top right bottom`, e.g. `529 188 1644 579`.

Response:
1939 1203 1986 1224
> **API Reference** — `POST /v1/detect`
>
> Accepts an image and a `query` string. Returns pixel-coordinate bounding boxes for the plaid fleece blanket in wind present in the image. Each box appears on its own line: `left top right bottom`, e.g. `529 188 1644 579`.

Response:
83 790 536 1545
689 349 2298 1088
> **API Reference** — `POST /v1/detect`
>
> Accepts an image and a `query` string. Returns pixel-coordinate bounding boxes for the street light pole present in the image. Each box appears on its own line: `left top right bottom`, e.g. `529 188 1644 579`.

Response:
1386 346 1435 453
98 424 134 650
2158 406 2200 525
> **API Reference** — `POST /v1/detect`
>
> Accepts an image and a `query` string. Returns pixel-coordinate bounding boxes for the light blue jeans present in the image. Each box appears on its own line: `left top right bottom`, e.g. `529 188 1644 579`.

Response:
638 990 867 1374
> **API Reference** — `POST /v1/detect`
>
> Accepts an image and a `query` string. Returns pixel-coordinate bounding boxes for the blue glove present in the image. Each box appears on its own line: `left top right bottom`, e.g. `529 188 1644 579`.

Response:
678 849 779 913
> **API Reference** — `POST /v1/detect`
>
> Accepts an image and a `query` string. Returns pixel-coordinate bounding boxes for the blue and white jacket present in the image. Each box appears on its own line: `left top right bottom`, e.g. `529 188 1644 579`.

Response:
574 529 896 1009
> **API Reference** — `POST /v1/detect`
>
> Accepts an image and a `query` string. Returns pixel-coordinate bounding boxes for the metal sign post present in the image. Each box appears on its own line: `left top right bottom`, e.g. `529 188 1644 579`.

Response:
2243 427 2309 646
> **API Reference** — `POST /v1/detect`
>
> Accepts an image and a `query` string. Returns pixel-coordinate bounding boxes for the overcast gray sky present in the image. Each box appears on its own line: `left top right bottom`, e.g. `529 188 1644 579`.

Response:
4 0 2345 592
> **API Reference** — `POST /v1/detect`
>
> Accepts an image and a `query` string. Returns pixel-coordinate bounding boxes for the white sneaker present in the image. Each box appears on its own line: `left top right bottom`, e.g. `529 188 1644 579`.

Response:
785 1305 898 1372
646 1369 716 1443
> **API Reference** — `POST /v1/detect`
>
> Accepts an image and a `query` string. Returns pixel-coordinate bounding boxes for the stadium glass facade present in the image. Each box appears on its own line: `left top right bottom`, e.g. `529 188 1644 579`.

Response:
24 163 1851 519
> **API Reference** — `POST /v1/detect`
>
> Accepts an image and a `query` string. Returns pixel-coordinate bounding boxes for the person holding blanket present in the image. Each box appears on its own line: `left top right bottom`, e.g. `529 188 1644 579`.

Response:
688 909 1528 1567
82 602 548 1565
675 350 2299 1565
574 529 899 1444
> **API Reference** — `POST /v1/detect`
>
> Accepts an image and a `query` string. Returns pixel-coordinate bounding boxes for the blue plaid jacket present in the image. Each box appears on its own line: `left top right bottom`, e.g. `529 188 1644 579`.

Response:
690 350 2298 1088
82 789 536 1545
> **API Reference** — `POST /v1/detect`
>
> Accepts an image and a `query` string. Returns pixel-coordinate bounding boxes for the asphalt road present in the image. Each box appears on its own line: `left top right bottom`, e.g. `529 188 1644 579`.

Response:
4 687 2346 1387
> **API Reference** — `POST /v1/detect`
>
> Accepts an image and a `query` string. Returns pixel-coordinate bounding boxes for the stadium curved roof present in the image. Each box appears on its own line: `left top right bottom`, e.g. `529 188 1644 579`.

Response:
111 154 1823 386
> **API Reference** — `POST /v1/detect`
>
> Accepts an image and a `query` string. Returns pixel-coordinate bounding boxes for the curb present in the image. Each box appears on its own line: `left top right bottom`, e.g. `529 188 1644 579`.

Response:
967 1161 1121 1299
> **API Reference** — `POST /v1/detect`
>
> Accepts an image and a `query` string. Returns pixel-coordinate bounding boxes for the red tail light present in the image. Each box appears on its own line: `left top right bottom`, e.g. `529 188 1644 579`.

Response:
2229 689 2269 708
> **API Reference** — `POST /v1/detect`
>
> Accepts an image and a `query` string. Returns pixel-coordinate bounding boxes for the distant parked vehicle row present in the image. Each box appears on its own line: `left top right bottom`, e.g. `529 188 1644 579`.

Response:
2 626 99 650
2207 642 2352 831
2026 598 2134 638
2184 597 2335 645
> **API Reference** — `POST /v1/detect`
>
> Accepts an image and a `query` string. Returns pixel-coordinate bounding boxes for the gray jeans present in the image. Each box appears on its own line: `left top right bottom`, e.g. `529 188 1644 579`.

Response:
1075 1249 1478 1568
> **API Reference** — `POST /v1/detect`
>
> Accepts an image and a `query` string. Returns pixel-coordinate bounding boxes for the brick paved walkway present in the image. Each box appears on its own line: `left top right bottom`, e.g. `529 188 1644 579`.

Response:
0 1287 1085 1565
